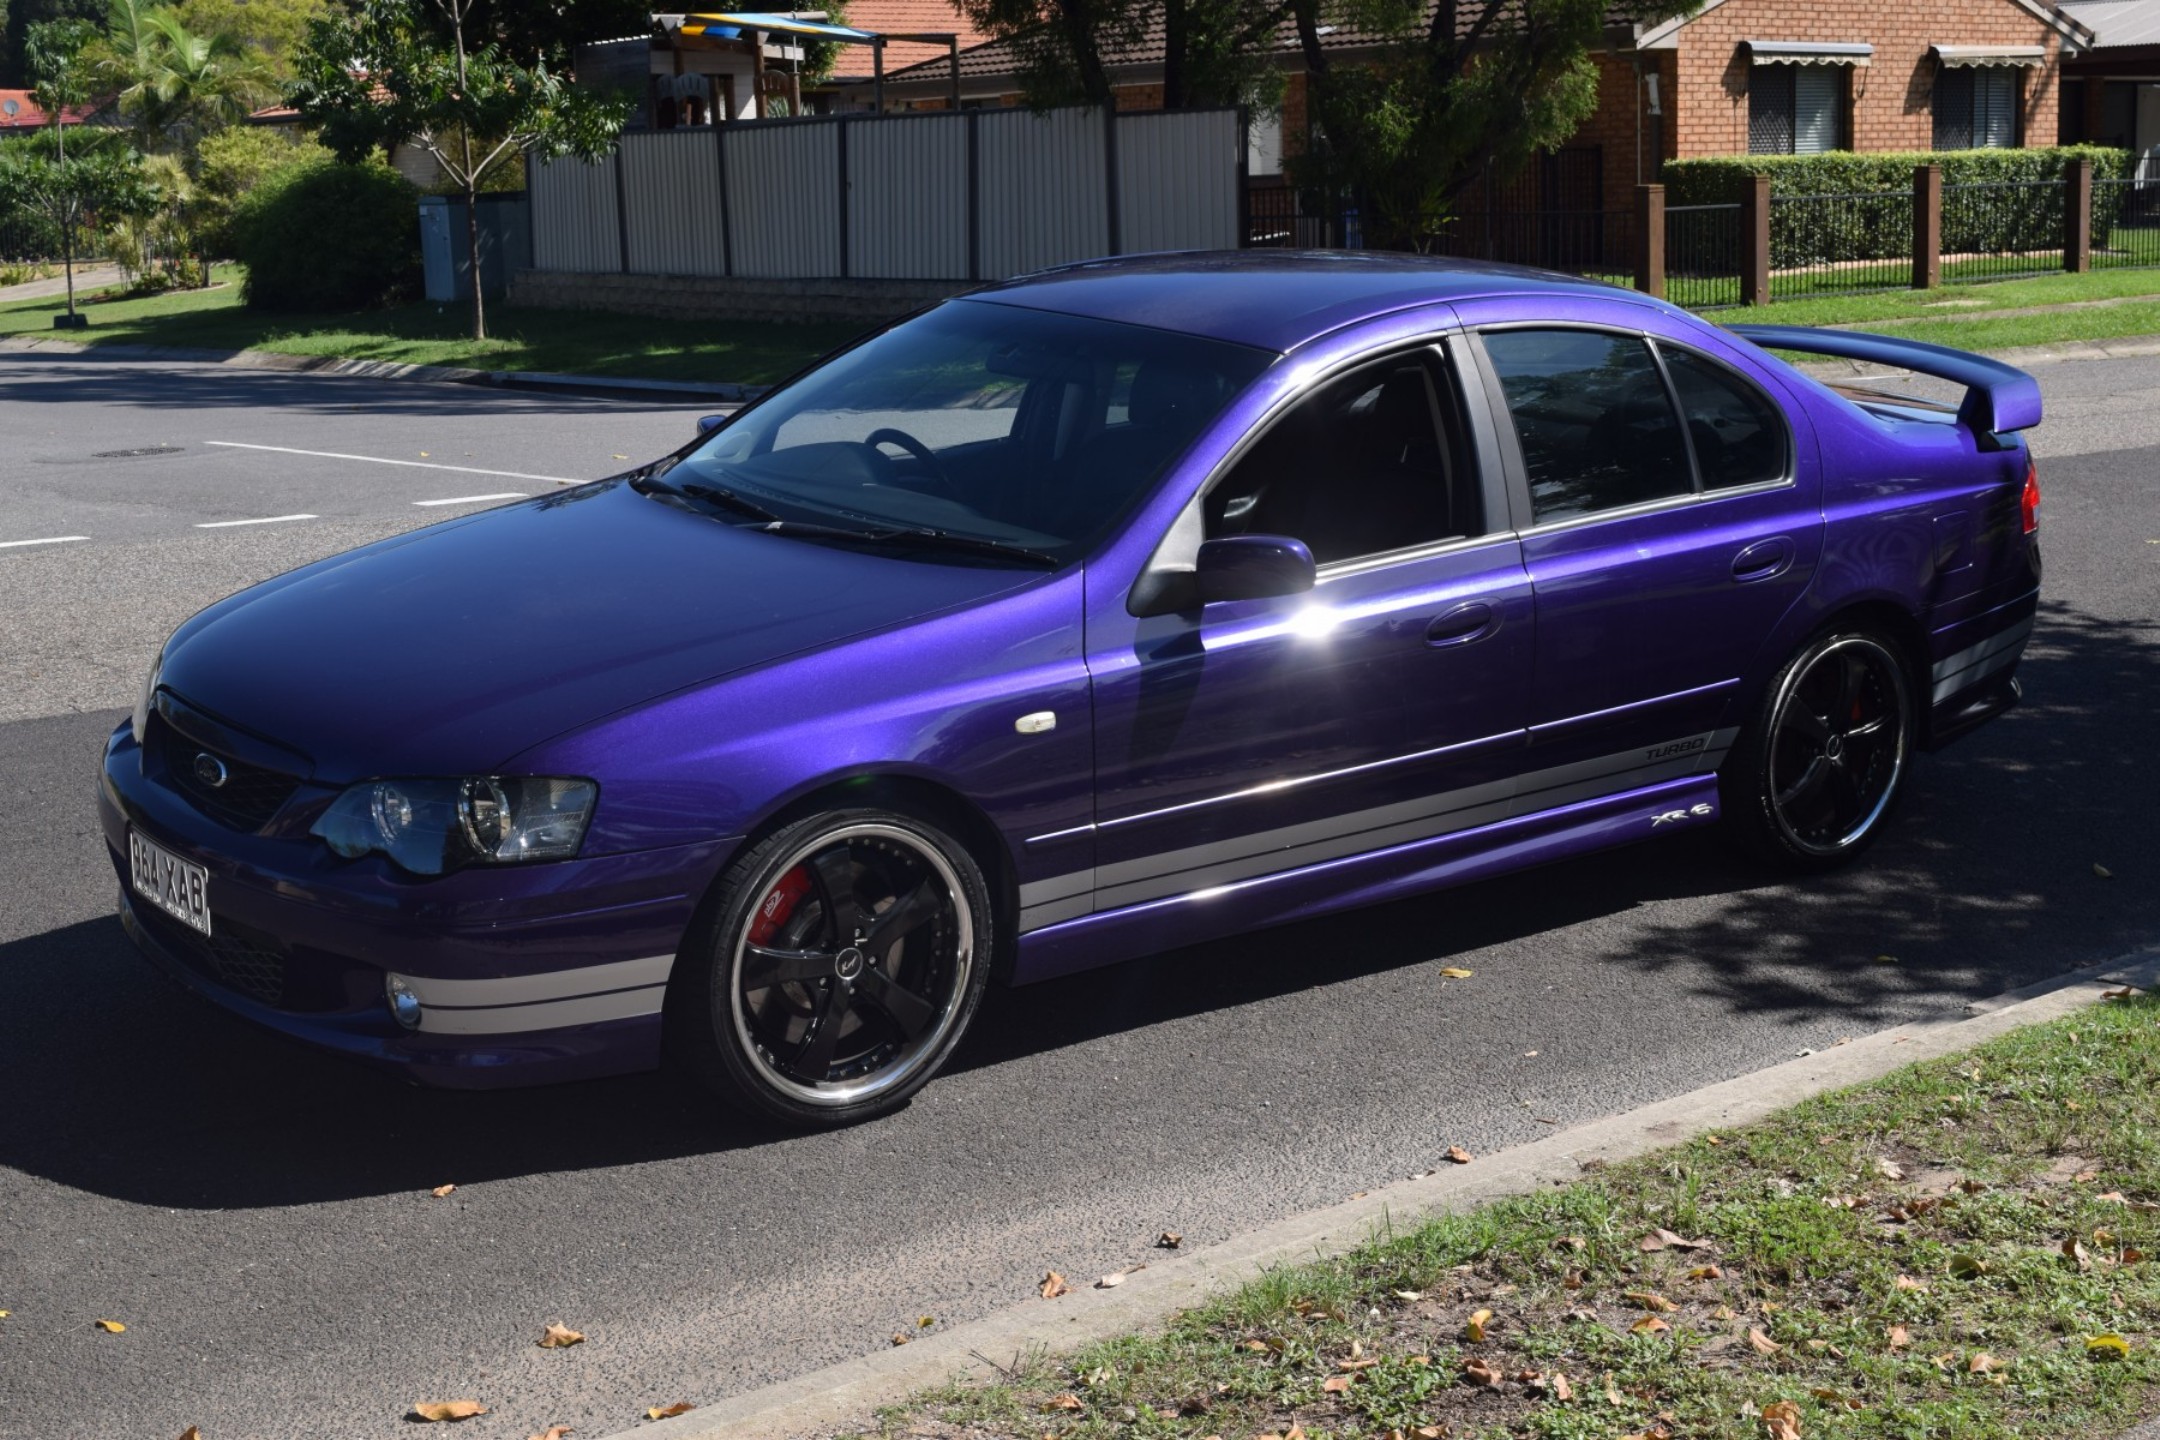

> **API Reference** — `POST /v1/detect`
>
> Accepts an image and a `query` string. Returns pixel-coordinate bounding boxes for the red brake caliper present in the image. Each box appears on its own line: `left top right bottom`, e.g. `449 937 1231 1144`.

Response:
748 865 813 947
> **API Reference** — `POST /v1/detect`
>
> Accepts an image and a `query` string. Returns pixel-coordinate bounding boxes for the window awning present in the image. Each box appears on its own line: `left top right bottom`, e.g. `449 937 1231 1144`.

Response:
1742 40 1874 66
1930 45 2047 67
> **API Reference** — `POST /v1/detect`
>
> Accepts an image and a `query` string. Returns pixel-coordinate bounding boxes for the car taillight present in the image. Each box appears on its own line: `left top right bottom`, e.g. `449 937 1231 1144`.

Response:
2020 458 2040 535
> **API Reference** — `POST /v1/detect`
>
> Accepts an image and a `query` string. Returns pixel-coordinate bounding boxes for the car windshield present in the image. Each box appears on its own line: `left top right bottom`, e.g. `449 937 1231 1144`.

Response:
671 300 1274 564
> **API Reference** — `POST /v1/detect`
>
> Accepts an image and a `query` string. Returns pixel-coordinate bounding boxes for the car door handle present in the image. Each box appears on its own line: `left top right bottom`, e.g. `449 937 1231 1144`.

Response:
1425 601 1497 647
1731 537 1795 583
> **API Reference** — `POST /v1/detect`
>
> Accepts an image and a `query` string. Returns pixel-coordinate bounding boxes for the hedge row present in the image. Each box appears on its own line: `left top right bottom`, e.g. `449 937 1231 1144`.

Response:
1660 146 2138 268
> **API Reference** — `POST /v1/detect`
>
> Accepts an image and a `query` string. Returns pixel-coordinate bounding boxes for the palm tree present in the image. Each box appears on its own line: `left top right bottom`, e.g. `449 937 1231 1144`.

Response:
97 0 273 157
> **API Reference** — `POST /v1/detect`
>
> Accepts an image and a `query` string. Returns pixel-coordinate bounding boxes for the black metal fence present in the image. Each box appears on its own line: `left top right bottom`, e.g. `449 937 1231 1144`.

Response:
1768 190 1914 298
1664 203 1740 309
1941 180 2064 284
2094 178 2160 271
1240 166 2160 305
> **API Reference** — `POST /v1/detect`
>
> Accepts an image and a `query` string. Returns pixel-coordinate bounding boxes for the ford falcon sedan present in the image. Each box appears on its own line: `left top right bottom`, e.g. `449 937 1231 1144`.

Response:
101 252 2043 1126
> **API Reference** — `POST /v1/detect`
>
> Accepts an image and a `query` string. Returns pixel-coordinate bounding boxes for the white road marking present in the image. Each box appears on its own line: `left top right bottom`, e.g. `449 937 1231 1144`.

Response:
195 514 318 529
205 441 579 484
413 492 527 507
0 535 89 549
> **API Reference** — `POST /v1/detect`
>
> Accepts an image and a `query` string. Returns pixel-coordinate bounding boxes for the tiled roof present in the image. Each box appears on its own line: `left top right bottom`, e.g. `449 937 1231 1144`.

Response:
823 1 991 78
0 90 95 128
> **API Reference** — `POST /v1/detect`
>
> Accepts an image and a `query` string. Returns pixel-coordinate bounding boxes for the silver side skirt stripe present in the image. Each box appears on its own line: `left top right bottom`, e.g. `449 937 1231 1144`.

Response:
399 954 675 1035
1018 729 1738 932
1931 617 2033 704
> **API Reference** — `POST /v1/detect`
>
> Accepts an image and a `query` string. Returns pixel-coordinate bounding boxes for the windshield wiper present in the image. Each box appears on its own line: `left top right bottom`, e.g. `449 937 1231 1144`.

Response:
853 527 1062 568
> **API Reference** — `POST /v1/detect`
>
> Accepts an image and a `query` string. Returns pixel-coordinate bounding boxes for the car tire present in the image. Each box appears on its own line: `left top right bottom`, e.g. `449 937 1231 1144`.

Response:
667 807 993 1128
1722 629 1916 873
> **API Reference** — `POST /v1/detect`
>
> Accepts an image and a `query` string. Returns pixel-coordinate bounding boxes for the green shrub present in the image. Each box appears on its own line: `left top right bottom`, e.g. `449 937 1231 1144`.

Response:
230 157 420 311
195 126 332 257
1660 146 2135 269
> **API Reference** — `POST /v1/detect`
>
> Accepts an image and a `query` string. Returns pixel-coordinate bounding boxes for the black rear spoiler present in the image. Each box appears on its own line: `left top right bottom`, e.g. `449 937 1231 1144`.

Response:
1729 324 2042 434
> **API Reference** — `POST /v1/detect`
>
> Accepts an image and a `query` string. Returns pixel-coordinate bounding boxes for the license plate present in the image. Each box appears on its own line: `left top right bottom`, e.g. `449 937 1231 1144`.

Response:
129 829 212 937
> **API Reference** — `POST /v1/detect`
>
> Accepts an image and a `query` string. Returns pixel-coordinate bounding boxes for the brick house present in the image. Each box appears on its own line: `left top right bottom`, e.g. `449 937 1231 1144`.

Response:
865 0 2097 224
2058 0 2160 175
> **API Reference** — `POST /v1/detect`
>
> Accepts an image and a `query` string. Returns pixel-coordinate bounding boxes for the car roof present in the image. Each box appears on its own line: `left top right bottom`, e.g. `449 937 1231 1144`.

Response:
960 250 1658 353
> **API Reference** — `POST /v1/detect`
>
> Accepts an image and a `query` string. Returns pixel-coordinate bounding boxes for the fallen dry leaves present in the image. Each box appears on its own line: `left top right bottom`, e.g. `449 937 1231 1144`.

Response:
1321 1374 1353 1394
1039 1271 1071 1299
430 1184 456 1199
2065 1238 2094 1272
644 1402 695 1420
1043 1393 1083 1412
527 1428 574 1440
1445 1146 1473 1165
1688 1264 1724 1281
537 1323 584 1348
1761 1399 1803 1439
1439 967 1474 979
1875 1157 1905 1181
1895 1274 1929 1292
1462 1357 1503 1386
411 1400 487 1423
1550 1371 1574 1401
1630 1316 1671 1336
1888 1325 1912 1351
1156 1231 1182 1249
1626 1291 1679 1312
1747 1327 1782 1356
2089 1334 2132 1360
1639 1228 1711 1253
177 1430 201 1440
93 1319 125 1333
1465 1308 1493 1342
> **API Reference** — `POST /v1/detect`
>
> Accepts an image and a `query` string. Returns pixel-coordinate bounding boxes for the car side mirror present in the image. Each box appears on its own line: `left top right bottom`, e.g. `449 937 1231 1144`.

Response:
695 414 727 436
1194 534 1316 605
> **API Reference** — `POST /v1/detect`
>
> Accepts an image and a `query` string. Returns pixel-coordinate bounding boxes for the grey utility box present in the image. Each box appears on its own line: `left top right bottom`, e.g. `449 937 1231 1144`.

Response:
418 193 533 303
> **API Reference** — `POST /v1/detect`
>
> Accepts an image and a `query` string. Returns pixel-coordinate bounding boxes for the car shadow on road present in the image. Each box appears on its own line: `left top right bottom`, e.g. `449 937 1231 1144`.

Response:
0 601 2150 1210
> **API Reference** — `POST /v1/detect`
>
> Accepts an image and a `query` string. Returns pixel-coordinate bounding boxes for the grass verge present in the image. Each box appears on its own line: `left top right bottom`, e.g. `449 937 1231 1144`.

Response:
873 992 2160 1440
0 266 863 385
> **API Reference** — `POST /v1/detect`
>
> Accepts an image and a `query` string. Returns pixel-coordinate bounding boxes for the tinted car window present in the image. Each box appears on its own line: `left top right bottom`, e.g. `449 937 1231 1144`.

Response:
1207 354 1473 566
681 302 1272 563
1482 329 1689 524
1661 347 1789 491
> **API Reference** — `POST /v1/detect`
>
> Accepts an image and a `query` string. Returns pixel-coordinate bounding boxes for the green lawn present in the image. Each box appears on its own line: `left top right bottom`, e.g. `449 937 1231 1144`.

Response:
0 266 865 385
872 992 2160 1440
9 257 2160 384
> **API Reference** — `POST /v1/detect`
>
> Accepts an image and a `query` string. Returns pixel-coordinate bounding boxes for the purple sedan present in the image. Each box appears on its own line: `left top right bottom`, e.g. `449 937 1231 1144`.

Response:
100 253 2042 1126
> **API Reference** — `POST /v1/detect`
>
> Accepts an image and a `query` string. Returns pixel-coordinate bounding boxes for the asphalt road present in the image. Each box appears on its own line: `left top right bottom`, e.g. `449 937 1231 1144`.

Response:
1 346 2156 1440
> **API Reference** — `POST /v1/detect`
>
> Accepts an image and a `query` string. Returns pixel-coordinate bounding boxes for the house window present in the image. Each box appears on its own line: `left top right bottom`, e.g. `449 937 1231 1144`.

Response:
1749 65 1845 154
1934 67 2021 149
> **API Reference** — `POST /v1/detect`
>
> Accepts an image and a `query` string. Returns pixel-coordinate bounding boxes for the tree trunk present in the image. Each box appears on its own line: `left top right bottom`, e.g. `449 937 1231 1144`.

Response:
463 177 486 342
1163 0 1187 110
56 120 77 320
1055 0 1114 107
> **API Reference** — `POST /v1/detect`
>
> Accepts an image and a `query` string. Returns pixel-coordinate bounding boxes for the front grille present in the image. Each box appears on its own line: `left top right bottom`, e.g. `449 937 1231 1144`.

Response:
136 905 289 1007
155 723 302 830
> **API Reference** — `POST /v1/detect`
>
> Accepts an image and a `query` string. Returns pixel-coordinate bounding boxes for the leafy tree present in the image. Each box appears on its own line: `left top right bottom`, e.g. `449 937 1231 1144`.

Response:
2 0 104 89
1285 0 1693 251
229 153 418 308
19 16 109 319
175 0 327 80
958 0 1287 111
287 0 628 340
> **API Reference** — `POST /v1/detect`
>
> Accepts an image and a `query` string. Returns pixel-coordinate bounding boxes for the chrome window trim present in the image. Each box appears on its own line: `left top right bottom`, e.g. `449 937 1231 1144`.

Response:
1515 475 1798 538
1314 526 1520 581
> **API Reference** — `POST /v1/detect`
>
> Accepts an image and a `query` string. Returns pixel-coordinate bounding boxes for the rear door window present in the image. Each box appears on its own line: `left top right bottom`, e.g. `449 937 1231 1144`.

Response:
1481 329 1690 525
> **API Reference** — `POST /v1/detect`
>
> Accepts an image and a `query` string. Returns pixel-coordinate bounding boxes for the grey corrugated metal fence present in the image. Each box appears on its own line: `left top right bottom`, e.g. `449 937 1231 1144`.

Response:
527 103 1241 284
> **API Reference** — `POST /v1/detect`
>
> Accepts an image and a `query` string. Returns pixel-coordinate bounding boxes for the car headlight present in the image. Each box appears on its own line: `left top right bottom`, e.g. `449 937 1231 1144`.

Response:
132 651 164 745
311 777 598 875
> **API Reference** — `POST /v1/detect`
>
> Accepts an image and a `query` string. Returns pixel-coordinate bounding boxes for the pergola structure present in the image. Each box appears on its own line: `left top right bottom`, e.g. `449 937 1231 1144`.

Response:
657 10 962 118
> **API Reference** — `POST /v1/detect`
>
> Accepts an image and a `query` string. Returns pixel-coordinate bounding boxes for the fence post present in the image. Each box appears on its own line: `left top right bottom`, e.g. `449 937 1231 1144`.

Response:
1102 105 1123 256
713 125 734 278
836 116 851 279
1635 183 1665 299
966 109 981 281
2065 157 2093 274
1740 173 1770 306
1913 164 1941 290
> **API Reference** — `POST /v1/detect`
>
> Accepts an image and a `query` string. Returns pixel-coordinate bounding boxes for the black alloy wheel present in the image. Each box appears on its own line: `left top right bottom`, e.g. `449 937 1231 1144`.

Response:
1724 631 1915 871
669 809 991 1127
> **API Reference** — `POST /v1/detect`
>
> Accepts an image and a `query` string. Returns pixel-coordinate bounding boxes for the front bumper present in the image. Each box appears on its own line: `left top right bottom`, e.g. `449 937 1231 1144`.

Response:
100 721 737 1089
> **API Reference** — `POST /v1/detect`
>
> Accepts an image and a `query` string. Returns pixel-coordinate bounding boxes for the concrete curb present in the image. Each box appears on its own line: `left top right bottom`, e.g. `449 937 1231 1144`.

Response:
0 335 763 403
601 947 2160 1440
